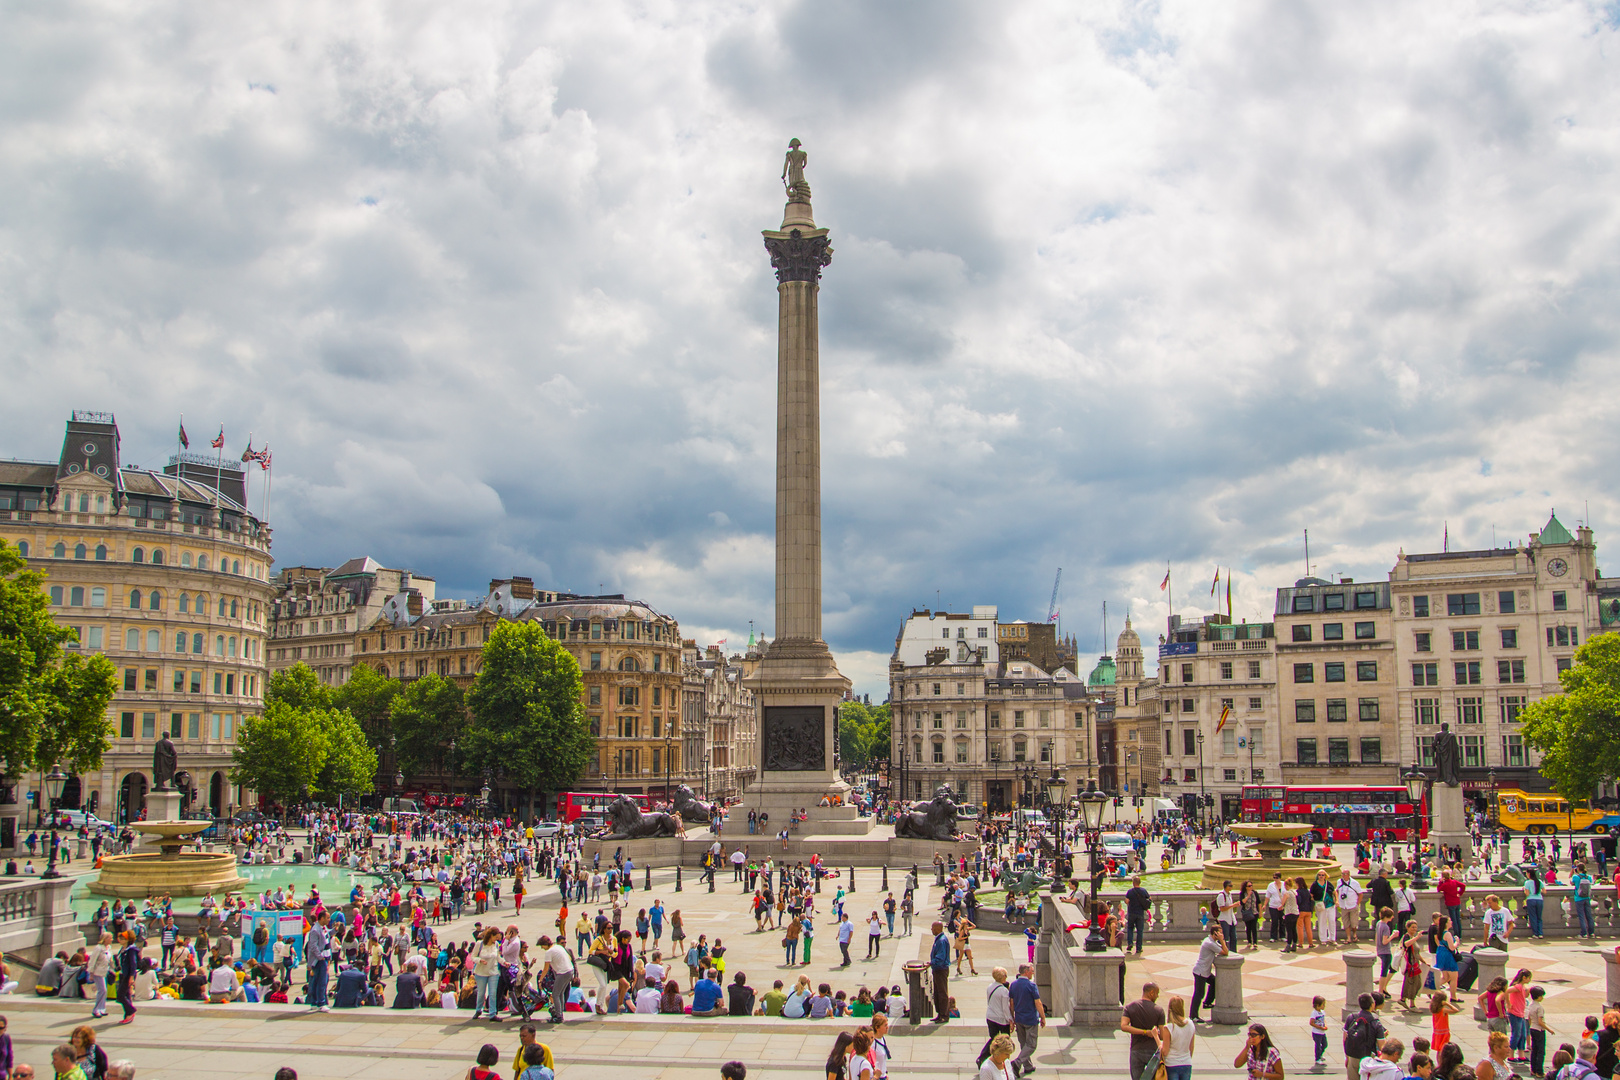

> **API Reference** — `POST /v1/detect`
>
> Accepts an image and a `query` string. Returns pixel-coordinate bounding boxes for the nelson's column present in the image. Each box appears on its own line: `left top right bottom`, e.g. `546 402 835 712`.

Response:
740 140 870 836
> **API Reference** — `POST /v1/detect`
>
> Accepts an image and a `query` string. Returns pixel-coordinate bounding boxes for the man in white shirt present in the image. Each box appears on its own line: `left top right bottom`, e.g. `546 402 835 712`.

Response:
635 977 662 1013
1337 870 1365 945
731 848 748 882
539 934 575 1024
1265 874 1286 941
1215 880 1240 944
644 954 666 985
207 962 239 1003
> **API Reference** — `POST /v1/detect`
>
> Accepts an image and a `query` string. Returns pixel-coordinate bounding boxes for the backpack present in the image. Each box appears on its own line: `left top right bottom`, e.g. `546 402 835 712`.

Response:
1576 877 1591 899
1344 1012 1380 1057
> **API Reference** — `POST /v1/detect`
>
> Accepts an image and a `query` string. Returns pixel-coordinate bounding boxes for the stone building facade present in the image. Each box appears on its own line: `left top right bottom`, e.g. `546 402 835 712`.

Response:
0 412 272 833
268 558 424 685
695 645 758 800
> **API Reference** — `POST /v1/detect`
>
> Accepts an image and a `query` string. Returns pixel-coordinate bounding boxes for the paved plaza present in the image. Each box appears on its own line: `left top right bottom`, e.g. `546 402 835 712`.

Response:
7 856 1619 1080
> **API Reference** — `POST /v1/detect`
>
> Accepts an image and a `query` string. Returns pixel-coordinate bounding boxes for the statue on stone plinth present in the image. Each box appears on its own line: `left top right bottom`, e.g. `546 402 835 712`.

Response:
894 786 962 842
1433 723 1461 787
594 795 681 840
152 732 178 791
781 138 812 203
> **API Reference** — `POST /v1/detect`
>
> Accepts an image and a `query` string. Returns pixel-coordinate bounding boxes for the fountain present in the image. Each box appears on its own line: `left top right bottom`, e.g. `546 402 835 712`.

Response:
87 738 248 899
1197 822 1338 889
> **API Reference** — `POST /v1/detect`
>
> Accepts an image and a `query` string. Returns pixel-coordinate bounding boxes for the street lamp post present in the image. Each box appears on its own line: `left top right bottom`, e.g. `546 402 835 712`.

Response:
1046 768 1068 893
1196 730 1206 833
1402 763 1429 886
41 765 68 880
1078 779 1109 951
664 734 674 807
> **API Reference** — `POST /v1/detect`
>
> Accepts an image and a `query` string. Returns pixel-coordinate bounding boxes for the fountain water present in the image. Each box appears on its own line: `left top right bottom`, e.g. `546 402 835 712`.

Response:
1197 822 1338 888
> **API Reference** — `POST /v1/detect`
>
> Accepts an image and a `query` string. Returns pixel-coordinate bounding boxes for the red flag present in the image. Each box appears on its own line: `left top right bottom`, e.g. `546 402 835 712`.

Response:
257 448 271 470
241 439 256 463
1159 571 1170 591
210 427 224 449
178 422 189 449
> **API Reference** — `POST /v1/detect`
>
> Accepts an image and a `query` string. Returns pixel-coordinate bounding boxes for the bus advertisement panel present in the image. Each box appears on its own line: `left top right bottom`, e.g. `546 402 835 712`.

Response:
1241 784 1425 842
556 791 649 824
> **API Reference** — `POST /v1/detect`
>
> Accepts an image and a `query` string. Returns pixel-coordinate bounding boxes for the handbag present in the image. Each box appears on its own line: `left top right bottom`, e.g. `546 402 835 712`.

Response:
586 953 609 971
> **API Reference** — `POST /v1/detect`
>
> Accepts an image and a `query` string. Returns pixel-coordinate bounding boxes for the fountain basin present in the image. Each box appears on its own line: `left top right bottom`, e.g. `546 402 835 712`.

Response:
87 852 249 899
1199 821 1338 888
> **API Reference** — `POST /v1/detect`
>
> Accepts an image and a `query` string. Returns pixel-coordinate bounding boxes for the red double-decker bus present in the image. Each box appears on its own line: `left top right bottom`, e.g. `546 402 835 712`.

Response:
1241 784 1426 843
556 791 649 824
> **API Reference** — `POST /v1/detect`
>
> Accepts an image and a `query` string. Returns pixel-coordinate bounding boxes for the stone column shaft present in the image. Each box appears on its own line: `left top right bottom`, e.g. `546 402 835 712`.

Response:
776 277 821 643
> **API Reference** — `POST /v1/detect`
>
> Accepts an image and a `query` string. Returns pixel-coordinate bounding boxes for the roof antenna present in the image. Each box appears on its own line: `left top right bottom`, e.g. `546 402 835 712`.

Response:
1303 529 1310 578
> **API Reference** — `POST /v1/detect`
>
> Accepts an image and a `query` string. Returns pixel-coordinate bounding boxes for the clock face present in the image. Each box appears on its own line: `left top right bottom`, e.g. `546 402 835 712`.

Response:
1547 557 1569 577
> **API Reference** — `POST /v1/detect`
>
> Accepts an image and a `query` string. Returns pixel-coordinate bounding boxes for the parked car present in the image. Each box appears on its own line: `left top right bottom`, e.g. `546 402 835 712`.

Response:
531 821 563 838
47 810 111 831
1100 832 1135 860
231 809 270 825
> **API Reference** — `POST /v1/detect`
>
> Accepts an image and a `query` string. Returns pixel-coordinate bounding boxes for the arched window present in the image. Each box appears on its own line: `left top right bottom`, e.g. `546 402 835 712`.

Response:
180 552 192 568
148 591 162 611
198 554 209 571
217 598 227 617
49 586 63 605
191 633 203 654
146 629 160 652
215 635 225 656
96 494 106 513
94 544 107 560
151 548 163 565
178 593 189 614
174 631 186 653
74 543 86 560
70 586 84 606
90 587 105 608
15 541 26 558
379 665 390 678
194 594 207 614
232 560 240 574
78 493 89 513
618 656 640 672
229 635 238 656
126 628 139 651
131 547 144 563
53 542 65 558
129 589 143 609
230 599 238 618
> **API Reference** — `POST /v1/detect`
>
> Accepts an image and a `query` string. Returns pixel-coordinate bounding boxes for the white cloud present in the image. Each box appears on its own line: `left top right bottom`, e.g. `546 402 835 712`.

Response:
2 0 1617 702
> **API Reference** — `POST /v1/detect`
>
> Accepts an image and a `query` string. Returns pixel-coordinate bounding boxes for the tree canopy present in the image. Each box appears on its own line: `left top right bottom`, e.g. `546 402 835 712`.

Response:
231 700 378 806
838 701 891 770
333 661 402 748
389 673 466 778
0 539 117 777
1521 632 1620 802
464 621 594 816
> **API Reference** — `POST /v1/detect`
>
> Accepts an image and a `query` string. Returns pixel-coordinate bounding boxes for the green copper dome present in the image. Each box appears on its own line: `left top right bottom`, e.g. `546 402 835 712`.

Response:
1088 654 1117 686
1540 512 1575 546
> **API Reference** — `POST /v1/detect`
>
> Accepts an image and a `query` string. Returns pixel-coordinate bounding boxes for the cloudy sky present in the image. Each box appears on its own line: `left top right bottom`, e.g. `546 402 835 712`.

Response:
4 0 1618 699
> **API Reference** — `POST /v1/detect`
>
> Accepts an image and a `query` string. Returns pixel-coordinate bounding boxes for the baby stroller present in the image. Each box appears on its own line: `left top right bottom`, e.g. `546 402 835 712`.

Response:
507 961 545 1021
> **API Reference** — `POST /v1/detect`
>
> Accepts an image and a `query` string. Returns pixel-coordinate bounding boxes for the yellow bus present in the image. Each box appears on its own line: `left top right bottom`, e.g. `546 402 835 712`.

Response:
1492 789 1607 835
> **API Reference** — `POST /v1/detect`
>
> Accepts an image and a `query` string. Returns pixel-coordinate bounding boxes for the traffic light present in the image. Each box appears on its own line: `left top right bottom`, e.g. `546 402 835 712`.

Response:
1133 796 1142 807
1113 795 1122 807
1204 793 1215 807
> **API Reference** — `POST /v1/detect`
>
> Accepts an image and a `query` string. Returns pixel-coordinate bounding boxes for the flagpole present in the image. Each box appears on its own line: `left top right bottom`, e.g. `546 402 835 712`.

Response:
177 413 183 471
214 424 223 508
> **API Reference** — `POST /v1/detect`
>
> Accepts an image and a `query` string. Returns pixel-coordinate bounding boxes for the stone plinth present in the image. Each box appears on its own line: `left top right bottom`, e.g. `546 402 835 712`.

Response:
1211 953 1249 1025
1342 951 1377 1021
1429 783 1475 866
1471 949 1509 1020
1068 949 1128 1027
1605 952 1620 1010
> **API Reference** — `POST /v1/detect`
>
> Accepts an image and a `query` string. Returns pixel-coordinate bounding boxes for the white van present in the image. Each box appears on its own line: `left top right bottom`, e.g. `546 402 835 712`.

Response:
1011 808 1048 829
381 797 424 816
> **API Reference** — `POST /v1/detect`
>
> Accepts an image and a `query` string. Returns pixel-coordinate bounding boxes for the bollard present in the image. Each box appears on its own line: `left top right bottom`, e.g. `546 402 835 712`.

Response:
882 865 889 892
816 872 822 894
904 962 930 1025
676 866 683 892
850 866 856 892
1605 951 1620 1010
1210 953 1249 1024
936 862 945 887
708 867 715 893
645 865 651 891
1341 952 1377 1021
1471 949 1509 1020
912 864 919 889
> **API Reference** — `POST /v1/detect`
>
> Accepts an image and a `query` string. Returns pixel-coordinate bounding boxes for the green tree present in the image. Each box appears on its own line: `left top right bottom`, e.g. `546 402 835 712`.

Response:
333 661 401 747
231 700 328 809
315 707 380 801
389 674 466 777
464 621 593 819
1521 632 1620 802
0 539 117 777
838 702 892 770
266 662 333 712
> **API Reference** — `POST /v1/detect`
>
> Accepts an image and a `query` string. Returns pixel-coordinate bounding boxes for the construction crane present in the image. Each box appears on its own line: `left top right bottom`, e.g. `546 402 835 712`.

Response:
1047 568 1062 624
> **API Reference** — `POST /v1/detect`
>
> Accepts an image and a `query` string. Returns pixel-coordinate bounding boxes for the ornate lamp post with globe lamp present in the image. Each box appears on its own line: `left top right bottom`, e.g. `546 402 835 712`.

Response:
41 765 68 879
1402 763 1430 886
1077 778 1109 951
1045 768 1068 893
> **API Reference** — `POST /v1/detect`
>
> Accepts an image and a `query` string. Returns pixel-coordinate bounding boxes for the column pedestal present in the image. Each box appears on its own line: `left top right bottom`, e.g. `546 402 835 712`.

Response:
1429 784 1476 867
1342 951 1377 1021
1211 954 1249 1025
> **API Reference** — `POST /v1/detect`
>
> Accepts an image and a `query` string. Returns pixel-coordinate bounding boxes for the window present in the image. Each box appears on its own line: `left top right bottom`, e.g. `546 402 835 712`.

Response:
1223 768 1238 781
1500 696 1525 724
1502 733 1525 767
1326 699 1348 722
1220 661 1233 680
1498 659 1525 684
1295 699 1316 722
990 711 1000 728
589 686 601 706
1222 728 1236 753
124 628 139 651
139 712 156 738
123 668 137 691
1248 661 1261 679
1413 595 1429 618
1358 698 1380 722
90 586 105 607
191 633 203 654
1415 632 1431 653
1181 663 1193 683
1557 657 1572 674
190 671 201 694
151 548 162 565
1462 733 1484 767
1165 730 1173 754
1552 591 1567 612
120 712 135 739
145 629 159 652
1292 595 1315 613
148 591 161 611
74 543 86 560
1451 630 1480 650
1249 696 1262 710
1359 738 1382 764
1550 626 1578 648
1013 740 1026 763
49 585 62 605
1355 591 1377 610
53 542 65 558
1293 663 1314 683
15 541 25 558
94 544 106 560
1328 738 1350 764
1183 729 1197 756
1497 590 1516 614
591 622 601 640
1354 622 1375 640
1322 623 1344 641
1183 768 1197 782
1412 662 1438 686
1324 593 1346 611
1292 625 1312 642
1249 728 1263 754
1458 697 1484 724
617 687 640 706
935 712 947 729
618 656 640 672
1447 593 1481 616
1296 738 1317 765
955 740 969 764
1356 661 1378 681
1454 661 1481 685
69 586 84 606
1324 662 1346 682
978 626 988 638
1181 697 1194 712
590 652 602 670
